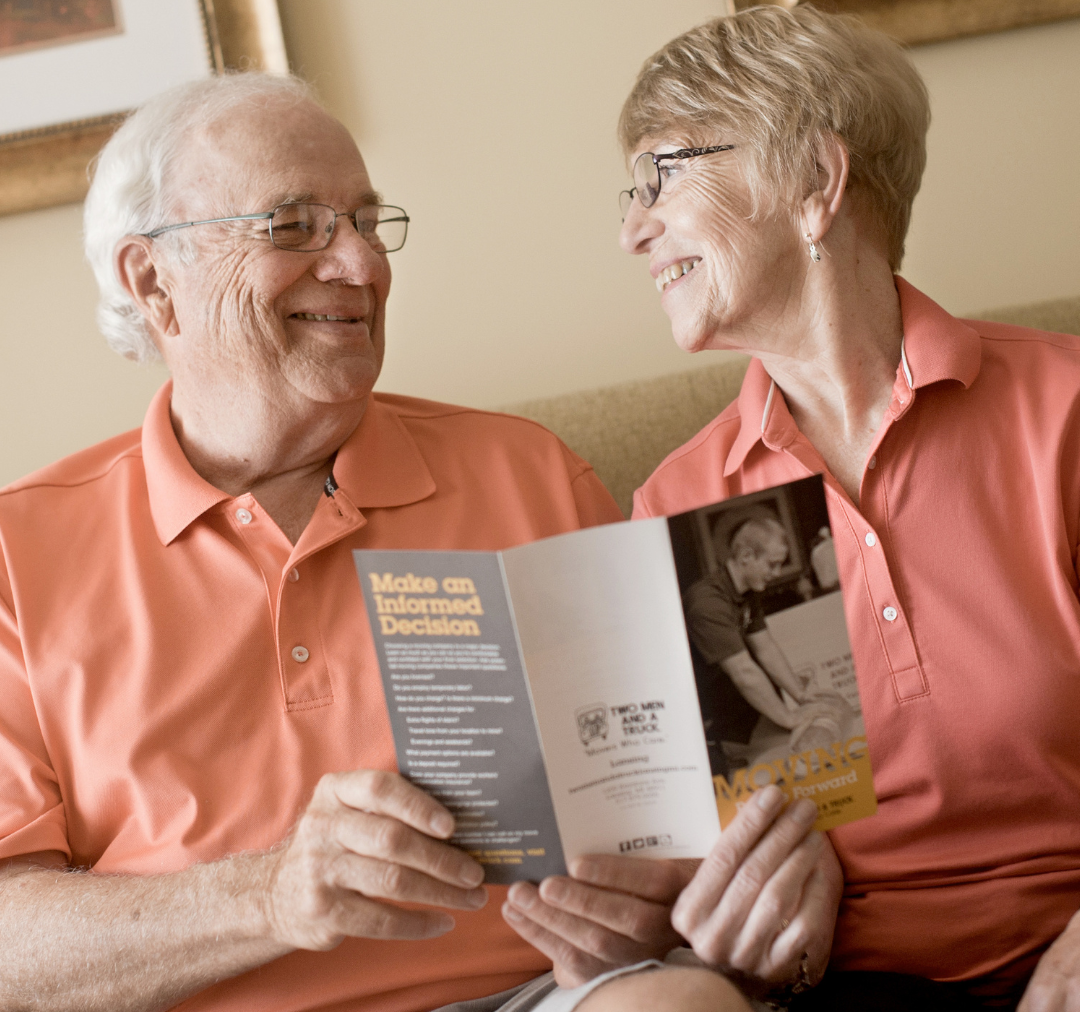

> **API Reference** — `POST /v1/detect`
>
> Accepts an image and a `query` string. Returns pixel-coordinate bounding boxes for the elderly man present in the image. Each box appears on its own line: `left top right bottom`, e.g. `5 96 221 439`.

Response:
0 74 756 1012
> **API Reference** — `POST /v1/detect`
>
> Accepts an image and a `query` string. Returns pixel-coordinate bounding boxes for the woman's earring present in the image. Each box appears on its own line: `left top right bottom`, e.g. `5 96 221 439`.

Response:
806 232 822 263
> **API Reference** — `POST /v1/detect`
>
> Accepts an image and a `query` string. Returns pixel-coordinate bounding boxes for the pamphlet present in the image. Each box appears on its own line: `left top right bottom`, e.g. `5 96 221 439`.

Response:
354 475 875 884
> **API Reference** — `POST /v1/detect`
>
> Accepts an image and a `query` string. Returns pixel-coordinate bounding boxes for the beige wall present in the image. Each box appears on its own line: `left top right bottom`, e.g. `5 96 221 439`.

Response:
0 3 1078 486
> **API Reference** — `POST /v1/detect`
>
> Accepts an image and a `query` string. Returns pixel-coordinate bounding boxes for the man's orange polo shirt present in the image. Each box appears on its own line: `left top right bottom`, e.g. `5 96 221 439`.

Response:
634 279 1080 991
0 384 622 1012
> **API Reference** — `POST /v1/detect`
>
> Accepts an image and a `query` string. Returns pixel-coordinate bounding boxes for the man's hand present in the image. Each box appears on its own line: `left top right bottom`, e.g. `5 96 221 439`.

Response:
671 784 841 996
501 854 695 987
265 769 488 950
1019 909 1080 1011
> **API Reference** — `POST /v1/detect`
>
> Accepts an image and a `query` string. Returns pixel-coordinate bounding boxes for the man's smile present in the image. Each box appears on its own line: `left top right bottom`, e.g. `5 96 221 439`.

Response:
291 312 364 323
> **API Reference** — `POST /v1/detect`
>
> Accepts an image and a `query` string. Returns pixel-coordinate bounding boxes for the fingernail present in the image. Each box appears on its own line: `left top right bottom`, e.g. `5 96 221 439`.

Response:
433 913 455 934
756 785 784 813
539 877 569 904
459 862 485 888
792 800 817 825
465 887 488 910
429 811 455 837
507 882 536 910
570 857 599 882
502 902 524 923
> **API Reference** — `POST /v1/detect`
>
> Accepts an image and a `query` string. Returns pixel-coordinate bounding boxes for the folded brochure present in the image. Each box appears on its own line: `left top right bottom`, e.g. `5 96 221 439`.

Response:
354 475 875 884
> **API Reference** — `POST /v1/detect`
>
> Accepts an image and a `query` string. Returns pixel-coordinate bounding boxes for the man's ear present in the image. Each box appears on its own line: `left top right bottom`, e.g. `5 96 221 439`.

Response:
114 236 180 348
801 131 850 246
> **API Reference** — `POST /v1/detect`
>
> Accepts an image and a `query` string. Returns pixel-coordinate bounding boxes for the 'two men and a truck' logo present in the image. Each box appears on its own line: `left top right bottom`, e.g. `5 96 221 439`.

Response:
575 704 608 745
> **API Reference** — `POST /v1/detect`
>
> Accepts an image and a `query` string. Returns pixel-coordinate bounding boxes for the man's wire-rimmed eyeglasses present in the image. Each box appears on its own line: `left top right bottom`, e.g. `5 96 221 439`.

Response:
142 202 411 253
619 145 736 219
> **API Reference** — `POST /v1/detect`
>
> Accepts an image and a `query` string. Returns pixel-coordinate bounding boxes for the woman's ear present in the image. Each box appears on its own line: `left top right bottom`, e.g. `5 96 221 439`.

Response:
801 131 850 245
114 236 180 349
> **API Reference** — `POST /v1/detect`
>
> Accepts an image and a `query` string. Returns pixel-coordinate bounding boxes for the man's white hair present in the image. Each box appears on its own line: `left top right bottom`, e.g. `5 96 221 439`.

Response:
83 72 315 363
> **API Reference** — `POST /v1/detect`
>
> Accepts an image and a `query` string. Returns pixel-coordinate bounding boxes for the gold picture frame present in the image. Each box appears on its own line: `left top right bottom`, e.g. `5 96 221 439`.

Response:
0 0 287 218
732 0 1080 46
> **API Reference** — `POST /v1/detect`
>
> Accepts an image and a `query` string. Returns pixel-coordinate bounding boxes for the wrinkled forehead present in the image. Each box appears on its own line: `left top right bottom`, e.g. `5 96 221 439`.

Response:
166 98 375 219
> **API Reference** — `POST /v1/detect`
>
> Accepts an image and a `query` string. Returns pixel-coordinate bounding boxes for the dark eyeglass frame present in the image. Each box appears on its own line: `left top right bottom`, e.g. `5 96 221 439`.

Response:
619 144 736 219
142 202 411 253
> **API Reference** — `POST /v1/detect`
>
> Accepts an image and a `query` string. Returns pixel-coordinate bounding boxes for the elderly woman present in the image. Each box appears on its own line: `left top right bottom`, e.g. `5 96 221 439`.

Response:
604 5 1080 1011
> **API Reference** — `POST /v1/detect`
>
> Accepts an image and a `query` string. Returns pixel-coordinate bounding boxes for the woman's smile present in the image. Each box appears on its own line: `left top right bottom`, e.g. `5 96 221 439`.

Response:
655 257 701 292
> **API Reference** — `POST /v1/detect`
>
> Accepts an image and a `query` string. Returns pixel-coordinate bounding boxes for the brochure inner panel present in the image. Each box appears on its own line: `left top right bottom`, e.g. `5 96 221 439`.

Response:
501 519 720 864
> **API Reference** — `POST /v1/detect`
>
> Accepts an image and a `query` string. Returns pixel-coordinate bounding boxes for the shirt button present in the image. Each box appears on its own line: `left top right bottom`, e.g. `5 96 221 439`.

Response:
883 606 898 622
288 567 300 583
868 456 877 470
235 508 252 525
291 646 310 663
865 532 877 547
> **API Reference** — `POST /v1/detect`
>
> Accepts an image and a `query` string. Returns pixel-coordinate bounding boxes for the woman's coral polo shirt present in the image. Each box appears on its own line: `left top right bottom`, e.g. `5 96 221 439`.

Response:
0 385 622 1012
634 279 1080 993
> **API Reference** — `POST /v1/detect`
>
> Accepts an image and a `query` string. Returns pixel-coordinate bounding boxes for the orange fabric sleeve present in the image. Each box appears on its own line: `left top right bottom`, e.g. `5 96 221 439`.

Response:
0 549 69 862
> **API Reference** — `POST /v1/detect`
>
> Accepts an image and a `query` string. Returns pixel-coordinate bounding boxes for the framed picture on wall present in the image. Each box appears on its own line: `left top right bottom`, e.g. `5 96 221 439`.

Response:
730 0 1080 46
0 0 287 218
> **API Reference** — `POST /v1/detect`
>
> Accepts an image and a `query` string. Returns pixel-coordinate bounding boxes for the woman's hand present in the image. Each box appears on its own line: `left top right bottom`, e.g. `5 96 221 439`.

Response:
502 854 695 988
671 784 842 997
1019 908 1080 1011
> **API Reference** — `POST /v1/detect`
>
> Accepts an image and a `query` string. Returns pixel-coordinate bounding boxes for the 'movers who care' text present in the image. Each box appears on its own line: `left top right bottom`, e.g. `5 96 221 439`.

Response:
369 572 484 637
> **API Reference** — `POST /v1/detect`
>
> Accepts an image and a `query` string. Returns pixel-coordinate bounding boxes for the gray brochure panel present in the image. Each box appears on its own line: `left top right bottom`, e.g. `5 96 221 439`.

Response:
354 549 566 883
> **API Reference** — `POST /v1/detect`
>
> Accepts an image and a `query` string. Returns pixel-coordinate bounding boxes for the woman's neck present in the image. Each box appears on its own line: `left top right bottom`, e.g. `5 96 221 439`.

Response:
755 245 904 504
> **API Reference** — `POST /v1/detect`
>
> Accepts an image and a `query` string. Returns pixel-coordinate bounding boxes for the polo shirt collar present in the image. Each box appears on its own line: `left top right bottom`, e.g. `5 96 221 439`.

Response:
722 277 983 477
724 358 782 476
331 396 437 509
895 276 982 391
143 385 437 546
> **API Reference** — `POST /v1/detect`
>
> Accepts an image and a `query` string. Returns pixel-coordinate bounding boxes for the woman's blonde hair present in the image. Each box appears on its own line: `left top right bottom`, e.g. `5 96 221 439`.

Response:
618 5 930 269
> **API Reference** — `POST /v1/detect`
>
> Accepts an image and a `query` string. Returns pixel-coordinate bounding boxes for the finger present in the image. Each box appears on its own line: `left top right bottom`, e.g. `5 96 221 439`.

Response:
712 798 818 928
332 852 488 911
506 881 654 967
674 796 817 961
334 810 484 889
729 832 824 975
777 844 842 982
672 785 787 935
502 900 614 989
704 799 812 933
672 786 807 941
1018 979 1062 1012
537 875 681 948
569 854 698 904
328 890 458 941
746 846 839 986
321 769 457 839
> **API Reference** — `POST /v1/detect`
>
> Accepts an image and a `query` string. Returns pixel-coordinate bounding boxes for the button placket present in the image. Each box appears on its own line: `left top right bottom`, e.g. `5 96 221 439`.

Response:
834 490 928 702
277 563 333 709
272 494 367 711
224 497 335 710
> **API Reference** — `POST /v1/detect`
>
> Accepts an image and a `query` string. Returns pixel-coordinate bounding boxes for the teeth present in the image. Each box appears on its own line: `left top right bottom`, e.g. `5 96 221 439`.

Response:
295 313 358 322
655 258 700 292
